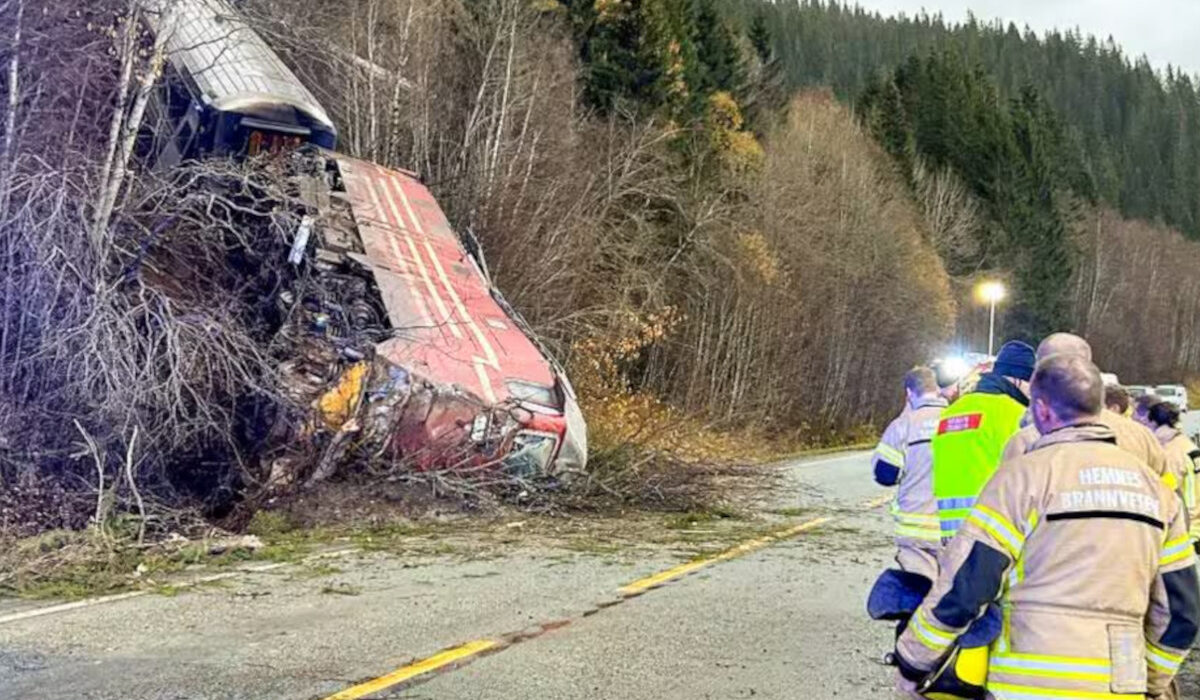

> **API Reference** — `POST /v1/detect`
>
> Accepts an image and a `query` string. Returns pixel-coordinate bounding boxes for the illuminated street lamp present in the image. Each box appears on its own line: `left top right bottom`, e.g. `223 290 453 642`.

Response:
976 281 1007 356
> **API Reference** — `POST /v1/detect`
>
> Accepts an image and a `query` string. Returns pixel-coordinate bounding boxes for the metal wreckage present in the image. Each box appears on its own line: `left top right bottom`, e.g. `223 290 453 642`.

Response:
145 0 586 491
265 151 587 490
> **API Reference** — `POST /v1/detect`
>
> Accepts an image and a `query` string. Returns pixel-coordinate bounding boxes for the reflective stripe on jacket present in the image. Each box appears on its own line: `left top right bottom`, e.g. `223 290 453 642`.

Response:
893 398 948 547
873 412 908 488
1155 427 1200 541
1155 426 1194 494
897 424 1200 699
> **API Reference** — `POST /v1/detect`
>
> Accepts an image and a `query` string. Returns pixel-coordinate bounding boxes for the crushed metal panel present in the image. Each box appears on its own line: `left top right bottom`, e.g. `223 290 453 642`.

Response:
332 154 557 407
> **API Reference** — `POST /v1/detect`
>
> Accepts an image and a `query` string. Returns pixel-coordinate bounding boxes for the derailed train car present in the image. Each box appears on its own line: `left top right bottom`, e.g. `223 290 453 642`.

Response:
146 0 337 166
146 0 587 479
286 153 588 478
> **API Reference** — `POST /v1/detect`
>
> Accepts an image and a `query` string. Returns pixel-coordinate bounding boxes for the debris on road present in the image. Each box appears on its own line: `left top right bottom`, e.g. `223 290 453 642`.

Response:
206 535 264 556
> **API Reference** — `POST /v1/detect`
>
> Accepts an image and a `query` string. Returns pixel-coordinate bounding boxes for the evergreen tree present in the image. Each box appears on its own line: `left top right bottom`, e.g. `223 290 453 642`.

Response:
749 12 773 65
561 0 646 113
860 78 914 170
861 51 1076 337
693 0 743 96
726 0 1200 238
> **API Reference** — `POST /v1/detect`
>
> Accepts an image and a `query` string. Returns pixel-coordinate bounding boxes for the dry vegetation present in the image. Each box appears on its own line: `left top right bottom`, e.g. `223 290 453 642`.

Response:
1071 207 1200 382
0 0 960 552
5 0 1200 599
0 1 287 536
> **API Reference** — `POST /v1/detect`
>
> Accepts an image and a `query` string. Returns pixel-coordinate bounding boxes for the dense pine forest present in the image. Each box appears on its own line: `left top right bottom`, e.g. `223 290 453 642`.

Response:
730 0 1200 377
734 0 1200 239
550 0 1200 377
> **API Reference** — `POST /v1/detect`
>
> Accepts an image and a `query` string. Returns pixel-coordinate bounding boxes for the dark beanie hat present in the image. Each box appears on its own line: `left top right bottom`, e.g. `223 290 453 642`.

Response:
993 340 1036 381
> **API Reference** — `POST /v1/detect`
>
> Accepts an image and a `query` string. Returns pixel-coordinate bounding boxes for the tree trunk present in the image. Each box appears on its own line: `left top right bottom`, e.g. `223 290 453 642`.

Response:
0 0 23 218
92 0 176 252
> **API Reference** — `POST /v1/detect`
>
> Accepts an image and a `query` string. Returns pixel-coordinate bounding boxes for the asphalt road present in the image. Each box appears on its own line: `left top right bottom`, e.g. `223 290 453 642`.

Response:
408 451 897 700
1 444 1197 700
0 451 898 700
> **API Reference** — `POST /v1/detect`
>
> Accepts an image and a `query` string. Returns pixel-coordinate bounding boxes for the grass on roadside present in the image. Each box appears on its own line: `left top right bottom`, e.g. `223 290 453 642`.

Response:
0 529 259 600
0 449 855 602
0 510 486 601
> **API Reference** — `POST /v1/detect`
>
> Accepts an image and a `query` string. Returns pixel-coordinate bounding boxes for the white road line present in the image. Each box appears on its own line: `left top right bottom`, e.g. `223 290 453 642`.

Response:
0 590 152 625
791 451 872 469
0 550 357 626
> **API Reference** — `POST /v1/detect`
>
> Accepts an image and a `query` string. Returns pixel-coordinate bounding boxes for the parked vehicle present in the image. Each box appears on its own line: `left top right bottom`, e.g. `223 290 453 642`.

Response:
1155 385 1190 413
1125 385 1152 399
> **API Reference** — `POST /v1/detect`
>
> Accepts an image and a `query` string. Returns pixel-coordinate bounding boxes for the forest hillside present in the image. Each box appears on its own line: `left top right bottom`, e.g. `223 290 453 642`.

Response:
2 0 1199 537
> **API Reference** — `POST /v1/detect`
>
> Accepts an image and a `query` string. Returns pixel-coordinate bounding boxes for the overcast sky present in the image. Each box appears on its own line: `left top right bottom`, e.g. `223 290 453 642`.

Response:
850 1 1200 75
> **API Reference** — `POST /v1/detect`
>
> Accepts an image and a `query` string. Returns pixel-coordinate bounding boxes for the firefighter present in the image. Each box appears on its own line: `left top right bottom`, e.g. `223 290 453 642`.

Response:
872 367 950 580
1001 333 1170 486
1141 399 1200 547
868 368 951 666
1106 384 1132 417
931 340 1035 541
896 354 1200 700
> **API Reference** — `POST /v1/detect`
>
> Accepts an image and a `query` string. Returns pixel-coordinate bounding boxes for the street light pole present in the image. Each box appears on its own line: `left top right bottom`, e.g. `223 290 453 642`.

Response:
988 299 997 356
976 281 1007 357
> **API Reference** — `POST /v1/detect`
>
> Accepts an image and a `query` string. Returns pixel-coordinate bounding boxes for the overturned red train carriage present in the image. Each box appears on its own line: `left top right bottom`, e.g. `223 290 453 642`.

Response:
302 153 588 477
149 0 586 478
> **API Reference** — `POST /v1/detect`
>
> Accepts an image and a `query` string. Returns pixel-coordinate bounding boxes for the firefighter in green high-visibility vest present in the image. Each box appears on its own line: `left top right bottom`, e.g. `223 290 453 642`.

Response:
931 341 1035 542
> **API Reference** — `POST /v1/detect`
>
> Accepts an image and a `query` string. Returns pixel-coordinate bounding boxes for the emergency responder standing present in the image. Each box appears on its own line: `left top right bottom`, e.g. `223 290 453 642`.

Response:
1140 399 1200 546
931 340 1035 541
1002 333 1170 485
1106 385 1132 417
896 355 1200 700
872 367 948 581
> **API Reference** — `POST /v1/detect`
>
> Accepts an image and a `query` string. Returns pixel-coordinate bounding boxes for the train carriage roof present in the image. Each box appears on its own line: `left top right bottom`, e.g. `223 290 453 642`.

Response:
151 0 335 132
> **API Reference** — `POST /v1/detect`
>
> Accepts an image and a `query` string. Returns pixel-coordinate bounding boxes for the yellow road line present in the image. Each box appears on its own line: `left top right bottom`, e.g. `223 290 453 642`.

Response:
321 639 497 700
322 457 884 695
619 517 833 596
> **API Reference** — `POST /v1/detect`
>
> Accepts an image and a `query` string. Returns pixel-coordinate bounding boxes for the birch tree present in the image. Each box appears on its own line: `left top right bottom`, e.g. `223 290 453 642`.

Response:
92 0 178 250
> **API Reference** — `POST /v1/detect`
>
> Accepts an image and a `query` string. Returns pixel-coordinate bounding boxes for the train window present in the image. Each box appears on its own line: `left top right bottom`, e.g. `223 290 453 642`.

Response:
161 66 195 122
240 117 311 157
246 131 305 157
153 108 200 171
505 379 564 411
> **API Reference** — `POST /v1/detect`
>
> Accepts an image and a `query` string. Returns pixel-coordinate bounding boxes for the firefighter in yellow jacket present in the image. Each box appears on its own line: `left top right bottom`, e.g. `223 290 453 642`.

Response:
931 341 1035 541
1002 333 1170 486
1138 398 1200 547
896 354 1200 699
